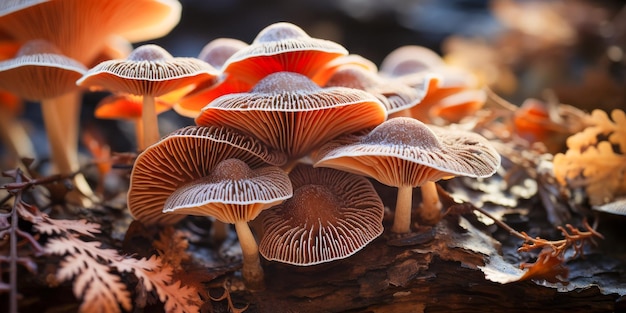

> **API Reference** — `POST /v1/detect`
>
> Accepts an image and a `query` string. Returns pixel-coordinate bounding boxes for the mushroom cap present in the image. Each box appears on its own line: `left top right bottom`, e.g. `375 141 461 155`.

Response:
310 54 378 86
0 39 86 101
221 22 348 87
0 0 182 64
429 88 487 123
128 125 288 225
259 164 384 266
173 77 249 118
163 158 293 223
197 37 249 70
380 45 446 76
324 64 435 114
313 117 501 187
195 71 387 159
76 44 219 97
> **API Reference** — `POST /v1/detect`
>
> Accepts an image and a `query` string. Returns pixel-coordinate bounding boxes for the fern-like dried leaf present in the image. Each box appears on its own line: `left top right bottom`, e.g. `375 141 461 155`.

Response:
519 250 569 284
153 227 190 269
35 217 101 237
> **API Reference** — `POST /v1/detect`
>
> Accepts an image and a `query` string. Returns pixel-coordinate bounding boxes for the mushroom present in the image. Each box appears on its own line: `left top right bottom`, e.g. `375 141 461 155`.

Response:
221 21 348 88
195 71 388 171
324 64 435 115
0 39 94 205
128 125 287 226
94 93 175 150
310 54 378 86
313 117 500 234
174 38 249 118
77 44 220 149
163 158 292 289
259 164 384 266
0 90 35 170
379 45 483 123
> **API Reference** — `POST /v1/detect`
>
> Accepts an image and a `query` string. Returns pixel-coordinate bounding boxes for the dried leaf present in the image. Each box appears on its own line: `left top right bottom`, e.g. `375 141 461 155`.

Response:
35 217 101 237
153 227 190 269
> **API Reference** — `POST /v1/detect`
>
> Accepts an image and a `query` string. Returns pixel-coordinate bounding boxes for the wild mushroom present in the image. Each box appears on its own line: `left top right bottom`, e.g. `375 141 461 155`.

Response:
0 39 94 205
221 21 348 88
0 91 34 170
77 44 220 149
163 158 292 290
128 125 287 226
174 37 249 118
324 64 435 115
310 54 378 86
259 164 384 266
314 117 500 234
94 93 175 150
195 71 387 171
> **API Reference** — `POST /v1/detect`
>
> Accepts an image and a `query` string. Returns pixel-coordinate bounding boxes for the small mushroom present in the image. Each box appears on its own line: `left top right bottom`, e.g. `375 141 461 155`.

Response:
94 93 175 150
196 71 387 170
163 158 293 290
221 22 348 88
174 38 249 118
128 125 287 226
259 164 384 266
324 64 435 115
77 44 220 149
314 117 500 234
0 39 94 206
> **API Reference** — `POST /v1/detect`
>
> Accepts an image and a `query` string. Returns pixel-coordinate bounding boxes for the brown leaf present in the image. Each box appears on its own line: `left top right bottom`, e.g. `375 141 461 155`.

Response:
519 249 569 284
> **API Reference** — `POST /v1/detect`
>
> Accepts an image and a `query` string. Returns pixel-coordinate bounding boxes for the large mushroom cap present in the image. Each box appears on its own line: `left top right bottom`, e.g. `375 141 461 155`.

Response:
0 0 182 64
259 164 384 266
77 44 219 97
221 22 348 87
314 117 501 187
163 158 292 223
198 37 249 70
196 71 387 159
128 125 288 225
0 39 85 101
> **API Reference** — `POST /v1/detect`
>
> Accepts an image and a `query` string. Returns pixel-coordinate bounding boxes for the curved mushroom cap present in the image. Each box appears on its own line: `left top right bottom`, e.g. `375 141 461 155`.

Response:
429 88 487 123
259 164 384 266
198 37 249 70
163 158 293 223
128 125 288 225
311 54 378 86
221 22 348 87
0 0 181 64
314 117 501 187
0 39 86 101
324 64 434 114
77 44 219 97
196 71 387 159
380 45 446 77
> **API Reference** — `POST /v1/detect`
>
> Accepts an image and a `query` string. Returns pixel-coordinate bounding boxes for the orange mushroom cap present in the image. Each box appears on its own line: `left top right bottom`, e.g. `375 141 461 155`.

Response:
198 37 249 70
0 39 86 101
77 44 219 97
127 125 288 225
259 164 384 266
310 54 378 86
0 0 182 65
221 22 348 87
195 71 387 160
95 93 173 120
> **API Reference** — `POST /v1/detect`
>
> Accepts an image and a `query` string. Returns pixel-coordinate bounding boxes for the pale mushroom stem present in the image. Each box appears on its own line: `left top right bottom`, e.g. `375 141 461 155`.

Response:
391 185 414 233
135 118 145 151
41 93 95 207
419 181 442 224
234 220 265 290
141 95 160 149
0 108 35 171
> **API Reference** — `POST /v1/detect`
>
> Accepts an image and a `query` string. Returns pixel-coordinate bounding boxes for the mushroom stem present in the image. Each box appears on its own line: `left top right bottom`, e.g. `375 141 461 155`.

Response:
0 108 35 171
391 185 414 233
419 181 442 225
234 220 265 290
135 118 145 151
41 93 95 207
141 95 160 150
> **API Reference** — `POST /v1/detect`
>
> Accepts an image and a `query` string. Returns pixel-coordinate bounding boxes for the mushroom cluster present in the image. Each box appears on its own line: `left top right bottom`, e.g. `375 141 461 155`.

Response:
0 15 503 290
